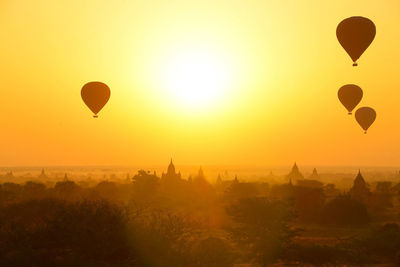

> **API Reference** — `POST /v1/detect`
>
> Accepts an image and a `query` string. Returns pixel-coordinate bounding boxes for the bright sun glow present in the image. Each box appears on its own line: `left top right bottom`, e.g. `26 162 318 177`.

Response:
159 47 235 111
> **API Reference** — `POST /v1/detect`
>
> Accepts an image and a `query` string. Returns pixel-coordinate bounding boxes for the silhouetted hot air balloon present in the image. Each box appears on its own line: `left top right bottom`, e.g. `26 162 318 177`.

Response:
336 16 376 66
338 84 363 115
355 107 376 134
81 82 111 118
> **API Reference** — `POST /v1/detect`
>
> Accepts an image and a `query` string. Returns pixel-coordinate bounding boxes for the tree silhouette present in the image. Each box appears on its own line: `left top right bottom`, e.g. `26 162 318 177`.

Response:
226 197 296 265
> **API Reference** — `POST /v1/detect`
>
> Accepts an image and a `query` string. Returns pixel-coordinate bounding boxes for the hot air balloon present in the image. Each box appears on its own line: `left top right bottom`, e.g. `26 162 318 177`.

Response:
81 82 111 118
336 16 376 66
338 84 363 115
355 107 376 134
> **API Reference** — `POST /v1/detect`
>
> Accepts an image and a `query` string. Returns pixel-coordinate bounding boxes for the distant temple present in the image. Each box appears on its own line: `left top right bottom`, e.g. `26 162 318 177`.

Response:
38 168 47 179
267 171 276 179
349 170 370 201
286 162 304 184
216 174 222 185
293 167 324 188
309 168 320 180
161 159 182 182
260 171 277 183
192 166 213 194
193 167 207 184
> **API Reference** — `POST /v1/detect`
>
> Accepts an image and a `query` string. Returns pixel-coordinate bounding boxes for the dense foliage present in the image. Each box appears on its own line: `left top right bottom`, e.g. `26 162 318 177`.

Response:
0 171 399 266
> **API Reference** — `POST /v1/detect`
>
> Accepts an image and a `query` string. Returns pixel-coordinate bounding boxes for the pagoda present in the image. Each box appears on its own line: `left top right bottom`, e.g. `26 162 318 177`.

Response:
309 168 320 180
161 159 182 181
286 162 304 184
349 170 370 202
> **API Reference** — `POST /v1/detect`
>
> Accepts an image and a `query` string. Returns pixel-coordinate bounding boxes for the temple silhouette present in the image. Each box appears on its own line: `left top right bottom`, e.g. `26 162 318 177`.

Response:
349 170 370 202
38 168 47 179
286 162 304 184
309 168 320 180
161 159 182 182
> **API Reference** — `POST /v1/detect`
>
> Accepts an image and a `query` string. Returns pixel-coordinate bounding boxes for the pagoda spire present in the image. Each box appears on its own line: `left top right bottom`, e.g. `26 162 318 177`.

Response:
198 166 204 178
309 168 319 180
286 162 304 183
167 158 176 175
38 168 47 179
217 174 222 184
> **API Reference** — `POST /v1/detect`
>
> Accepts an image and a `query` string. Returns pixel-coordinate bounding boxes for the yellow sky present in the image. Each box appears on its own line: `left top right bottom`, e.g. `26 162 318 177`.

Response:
0 0 399 167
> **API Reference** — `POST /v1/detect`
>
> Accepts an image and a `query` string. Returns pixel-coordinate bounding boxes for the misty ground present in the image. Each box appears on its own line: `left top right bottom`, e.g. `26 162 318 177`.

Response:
0 164 400 266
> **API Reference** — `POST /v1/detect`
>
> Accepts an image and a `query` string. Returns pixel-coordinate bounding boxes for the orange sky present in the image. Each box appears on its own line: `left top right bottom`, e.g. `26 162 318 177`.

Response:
0 0 400 167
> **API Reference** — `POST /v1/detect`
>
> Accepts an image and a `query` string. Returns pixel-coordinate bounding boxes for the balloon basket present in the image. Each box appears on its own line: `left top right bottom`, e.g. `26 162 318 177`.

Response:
353 62 358 67
364 131 367 134
348 112 352 115
93 115 98 118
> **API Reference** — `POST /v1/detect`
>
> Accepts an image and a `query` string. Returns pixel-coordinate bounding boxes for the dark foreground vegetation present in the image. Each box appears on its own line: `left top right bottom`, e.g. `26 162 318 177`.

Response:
1 167 400 266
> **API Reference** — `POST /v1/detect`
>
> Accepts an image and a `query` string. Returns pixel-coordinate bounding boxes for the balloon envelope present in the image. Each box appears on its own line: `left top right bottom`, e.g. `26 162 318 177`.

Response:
355 107 376 133
81 82 111 118
336 16 376 66
338 84 363 115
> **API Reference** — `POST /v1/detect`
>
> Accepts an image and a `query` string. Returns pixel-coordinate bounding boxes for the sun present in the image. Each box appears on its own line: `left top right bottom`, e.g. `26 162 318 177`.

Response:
159 47 235 112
